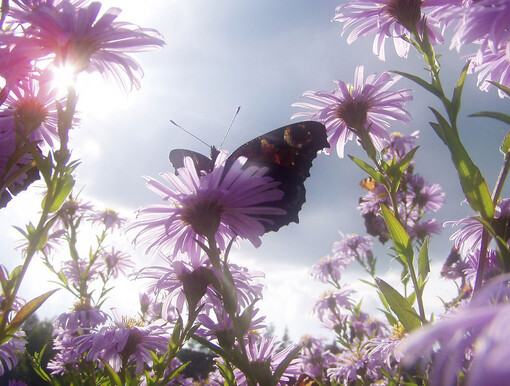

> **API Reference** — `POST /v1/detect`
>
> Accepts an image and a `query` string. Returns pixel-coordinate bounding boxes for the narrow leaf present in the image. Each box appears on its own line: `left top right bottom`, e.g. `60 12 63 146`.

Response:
418 238 430 283
7 289 58 332
391 70 442 97
501 130 510 155
271 344 303 386
100 359 123 386
469 111 510 126
451 62 470 121
376 278 422 331
488 81 510 98
380 204 413 266
348 155 385 185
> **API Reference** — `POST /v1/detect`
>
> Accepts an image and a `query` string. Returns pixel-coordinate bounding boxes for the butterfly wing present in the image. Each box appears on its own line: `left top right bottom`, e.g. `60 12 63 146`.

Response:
224 121 329 233
169 149 214 175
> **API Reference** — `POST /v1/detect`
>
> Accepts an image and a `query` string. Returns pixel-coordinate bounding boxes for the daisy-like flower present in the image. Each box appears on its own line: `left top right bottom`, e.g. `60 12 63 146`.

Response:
0 330 27 376
408 175 445 213
292 66 412 158
298 336 337 380
15 1 165 90
446 198 510 256
313 288 356 323
233 333 301 385
88 208 125 230
99 248 134 279
310 255 347 283
54 198 93 228
61 259 99 287
331 232 374 261
397 274 510 386
327 343 380 384
383 130 419 161
131 155 286 258
0 73 68 148
333 0 452 61
75 311 171 374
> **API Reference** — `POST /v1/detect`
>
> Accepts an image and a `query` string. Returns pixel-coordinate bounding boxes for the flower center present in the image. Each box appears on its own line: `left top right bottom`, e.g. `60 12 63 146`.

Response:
181 196 225 236
15 97 48 136
336 98 369 130
386 0 423 31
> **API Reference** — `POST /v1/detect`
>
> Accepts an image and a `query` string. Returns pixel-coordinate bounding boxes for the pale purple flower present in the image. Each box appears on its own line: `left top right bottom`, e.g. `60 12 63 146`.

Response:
310 255 347 283
313 288 355 323
233 334 301 385
398 274 510 386
139 256 215 316
54 307 109 333
16 1 165 90
298 336 337 379
408 218 441 239
75 312 170 374
446 198 510 255
0 331 26 376
196 306 265 346
292 66 412 158
131 155 285 258
0 45 37 92
469 44 510 98
332 232 374 261
99 248 134 278
88 208 125 230
367 336 403 367
54 198 94 227
327 344 380 384
358 183 391 215
464 249 501 284
0 73 64 148
408 175 445 213
383 130 419 161
61 259 99 286
333 0 450 61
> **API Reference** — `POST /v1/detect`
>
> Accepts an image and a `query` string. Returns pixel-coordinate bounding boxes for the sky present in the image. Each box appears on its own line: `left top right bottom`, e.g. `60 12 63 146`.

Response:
1 0 510 341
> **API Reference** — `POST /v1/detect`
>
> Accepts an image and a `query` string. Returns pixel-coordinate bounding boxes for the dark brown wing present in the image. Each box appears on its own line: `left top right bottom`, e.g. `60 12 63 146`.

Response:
169 149 214 175
224 121 329 232
287 374 320 386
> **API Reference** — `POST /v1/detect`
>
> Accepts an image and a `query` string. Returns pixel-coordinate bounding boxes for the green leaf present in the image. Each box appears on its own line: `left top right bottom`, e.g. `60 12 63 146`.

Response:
348 155 385 185
501 130 510 155
488 81 510 98
389 147 419 193
391 70 442 98
375 277 422 331
192 335 224 357
5 289 58 336
380 205 413 266
100 359 123 386
271 344 304 386
216 361 237 386
47 174 75 213
469 111 510 126
450 62 470 121
430 108 495 220
418 238 430 284
161 362 189 384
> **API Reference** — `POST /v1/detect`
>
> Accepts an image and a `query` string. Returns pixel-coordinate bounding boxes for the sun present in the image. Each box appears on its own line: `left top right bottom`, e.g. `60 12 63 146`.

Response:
51 64 78 94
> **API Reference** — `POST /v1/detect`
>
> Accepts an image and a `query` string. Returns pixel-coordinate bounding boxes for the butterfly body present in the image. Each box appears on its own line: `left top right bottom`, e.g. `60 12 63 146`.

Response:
169 121 329 232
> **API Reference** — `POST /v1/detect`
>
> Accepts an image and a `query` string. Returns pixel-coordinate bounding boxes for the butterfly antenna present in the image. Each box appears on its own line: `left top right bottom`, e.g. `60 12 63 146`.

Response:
219 106 241 150
170 120 211 148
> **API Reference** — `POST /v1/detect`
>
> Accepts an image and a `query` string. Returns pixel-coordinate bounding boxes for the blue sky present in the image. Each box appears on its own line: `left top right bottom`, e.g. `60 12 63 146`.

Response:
1 0 509 340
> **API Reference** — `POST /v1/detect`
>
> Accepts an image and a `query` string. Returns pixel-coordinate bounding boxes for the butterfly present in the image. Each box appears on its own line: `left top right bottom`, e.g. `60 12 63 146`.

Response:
169 121 329 233
287 374 320 386
360 176 377 191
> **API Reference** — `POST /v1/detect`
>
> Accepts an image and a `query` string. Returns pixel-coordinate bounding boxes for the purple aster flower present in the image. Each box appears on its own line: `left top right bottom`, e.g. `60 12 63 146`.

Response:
75 311 171 374
0 331 26 376
196 306 265 349
292 66 412 158
233 334 301 385
310 255 347 283
332 232 374 261
14 1 165 90
61 258 98 286
383 130 419 161
408 218 441 239
464 249 501 284
88 208 125 230
0 73 66 148
398 274 510 386
54 198 94 228
0 45 38 93
327 343 380 384
298 336 337 380
469 44 510 98
131 155 285 258
333 0 451 61
7 380 27 386
358 183 391 215
446 198 510 255
99 248 134 279
313 288 355 323
54 306 109 333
